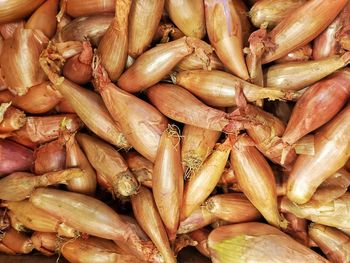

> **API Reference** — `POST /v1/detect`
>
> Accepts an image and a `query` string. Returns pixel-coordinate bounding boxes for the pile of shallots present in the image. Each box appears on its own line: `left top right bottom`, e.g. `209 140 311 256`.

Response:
0 0 350 262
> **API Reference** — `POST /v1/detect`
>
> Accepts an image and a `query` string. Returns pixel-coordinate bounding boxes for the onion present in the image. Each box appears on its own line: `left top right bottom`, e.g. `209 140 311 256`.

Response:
31 232 58 256
66 0 115 17
217 167 237 186
5 201 77 237
189 229 211 258
98 0 132 81
76 133 138 197
178 206 217 234
175 50 224 72
65 133 97 195
165 0 206 39
234 0 253 47
309 224 350 263
0 0 45 23
280 192 350 230
208 222 328 263
54 41 83 59
204 193 261 223
249 0 307 28
30 188 162 262
34 138 66 174
181 124 221 172
118 37 213 93
0 243 15 255
204 0 249 80
287 106 350 204
25 0 59 39
55 15 113 46
282 69 350 145
63 41 93 85
0 105 26 133
39 44 130 149
182 137 232 219
283 213 310 247
92 60 168 162
153 125 184 241
276 44 313 63
0 168 84 201
54 98 75 114
262 0 348 63
131 186 176 263
126 152 153 188
0 139 34 176
230 135 287 229
264 53 350 91
175 70 294 107
0 27 48 96
1 227 33 254
0 20 25 39
128 0 165 58
152 22 185 44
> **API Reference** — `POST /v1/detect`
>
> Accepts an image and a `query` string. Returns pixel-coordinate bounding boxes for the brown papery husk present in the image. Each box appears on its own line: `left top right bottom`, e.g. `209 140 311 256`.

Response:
55 14 113 46
0 27 48 96
53 41 83 60
126 152 153 188
63 41 93 85
218 167 237 186
10 114 83 148
282 69 350 145
165 0 206 39
65 133 97 195
61 236 144 263
146 83 254 133
178 206 217 234
153 125 184 241
189 229 211 258
98 0 132 81
128 0 165 58
34 138 66 174
208 222 328 263
242 104 297 168
66 0 115 17
39 45 130 149
280 192 350 230
151 22 184 44
0 139 34 176
1 227 33 254
175 70 294 107
181 137 232 219
249 0 307 28
204 0 249 80
3 81 62 114
0 20 25 39
181 124 221 172
131 186 176 263
286 106 350 204
0 168 84 201
92 61 168 162
262 0 348 63
311 168 350 204
175 50 225 72
55 98 75 113
204 193 261 223
283 212 310 247
118 37 213 93
230 135 287 229
4 200 77 237
264 53 350 91
25 0 59 39
309 224 350 263
0 0 45 24
31 232 58 256
0 106 26 133
76 133 138 197
30 188 161 262
313 1 350 60
276 44 313 64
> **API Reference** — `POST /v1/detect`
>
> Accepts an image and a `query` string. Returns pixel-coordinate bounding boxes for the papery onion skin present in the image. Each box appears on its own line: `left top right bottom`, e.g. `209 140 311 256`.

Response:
276 44 313 64
126 152 153 188
31 232 58 256
189 229 211 258
128 0 165 58
287 106 350 204
208 222 328 263
0 20 25 39
66 0 115 17
283 69 350 145
165 0 206 39
0 139 33 176
178 206 217 234
283 212 310 247
204 0 249 80
262 0 348 63
1 227 33 254
0 0 45 24
0 106 26 133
